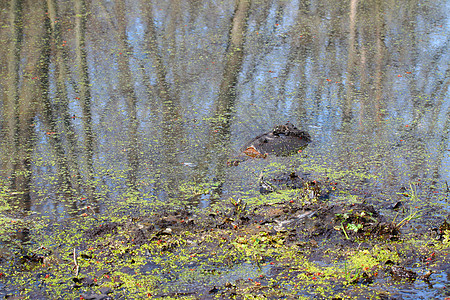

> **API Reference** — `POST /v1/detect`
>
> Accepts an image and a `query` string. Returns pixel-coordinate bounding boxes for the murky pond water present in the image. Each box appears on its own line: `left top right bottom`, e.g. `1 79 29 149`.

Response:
0 0 449 298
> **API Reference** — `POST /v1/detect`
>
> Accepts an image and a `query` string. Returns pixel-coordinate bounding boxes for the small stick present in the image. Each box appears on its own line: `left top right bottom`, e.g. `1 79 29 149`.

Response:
73 248 79 277
31 245 46 253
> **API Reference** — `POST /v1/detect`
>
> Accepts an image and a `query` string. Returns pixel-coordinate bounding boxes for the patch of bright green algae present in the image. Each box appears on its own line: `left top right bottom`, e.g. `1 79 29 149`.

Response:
1 167 450 299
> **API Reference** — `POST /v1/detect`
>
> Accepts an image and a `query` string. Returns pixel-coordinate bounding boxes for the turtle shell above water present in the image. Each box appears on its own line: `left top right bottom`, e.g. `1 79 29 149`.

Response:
241 123 311 158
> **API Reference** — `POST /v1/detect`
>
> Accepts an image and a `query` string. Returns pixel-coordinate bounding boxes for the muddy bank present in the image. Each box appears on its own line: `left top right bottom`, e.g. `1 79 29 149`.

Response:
2 178 449 299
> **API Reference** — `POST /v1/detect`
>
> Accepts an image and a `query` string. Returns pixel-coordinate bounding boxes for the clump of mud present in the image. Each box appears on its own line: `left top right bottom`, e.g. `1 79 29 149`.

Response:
6 180 449 300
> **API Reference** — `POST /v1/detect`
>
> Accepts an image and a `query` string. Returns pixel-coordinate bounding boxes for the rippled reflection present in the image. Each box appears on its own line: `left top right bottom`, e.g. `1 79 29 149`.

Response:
0 0 448 215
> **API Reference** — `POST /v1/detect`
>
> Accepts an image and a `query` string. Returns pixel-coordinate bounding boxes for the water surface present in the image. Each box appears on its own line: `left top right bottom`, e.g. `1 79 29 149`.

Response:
1 1 450 299
0 0 448 218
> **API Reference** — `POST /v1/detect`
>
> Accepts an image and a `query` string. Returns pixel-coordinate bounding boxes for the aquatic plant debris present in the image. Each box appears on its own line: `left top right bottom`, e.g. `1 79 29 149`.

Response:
1 178 450 299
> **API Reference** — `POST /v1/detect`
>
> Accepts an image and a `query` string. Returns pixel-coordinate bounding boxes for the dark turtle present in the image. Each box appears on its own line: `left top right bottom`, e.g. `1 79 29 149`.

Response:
228 123 311 166
241 123 311 156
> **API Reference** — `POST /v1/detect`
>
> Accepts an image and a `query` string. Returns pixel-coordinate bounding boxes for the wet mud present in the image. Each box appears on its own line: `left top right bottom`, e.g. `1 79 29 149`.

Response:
3 176 449 299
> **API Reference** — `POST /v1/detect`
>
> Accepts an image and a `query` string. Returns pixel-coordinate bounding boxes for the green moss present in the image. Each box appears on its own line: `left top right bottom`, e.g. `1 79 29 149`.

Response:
2 178 449 299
